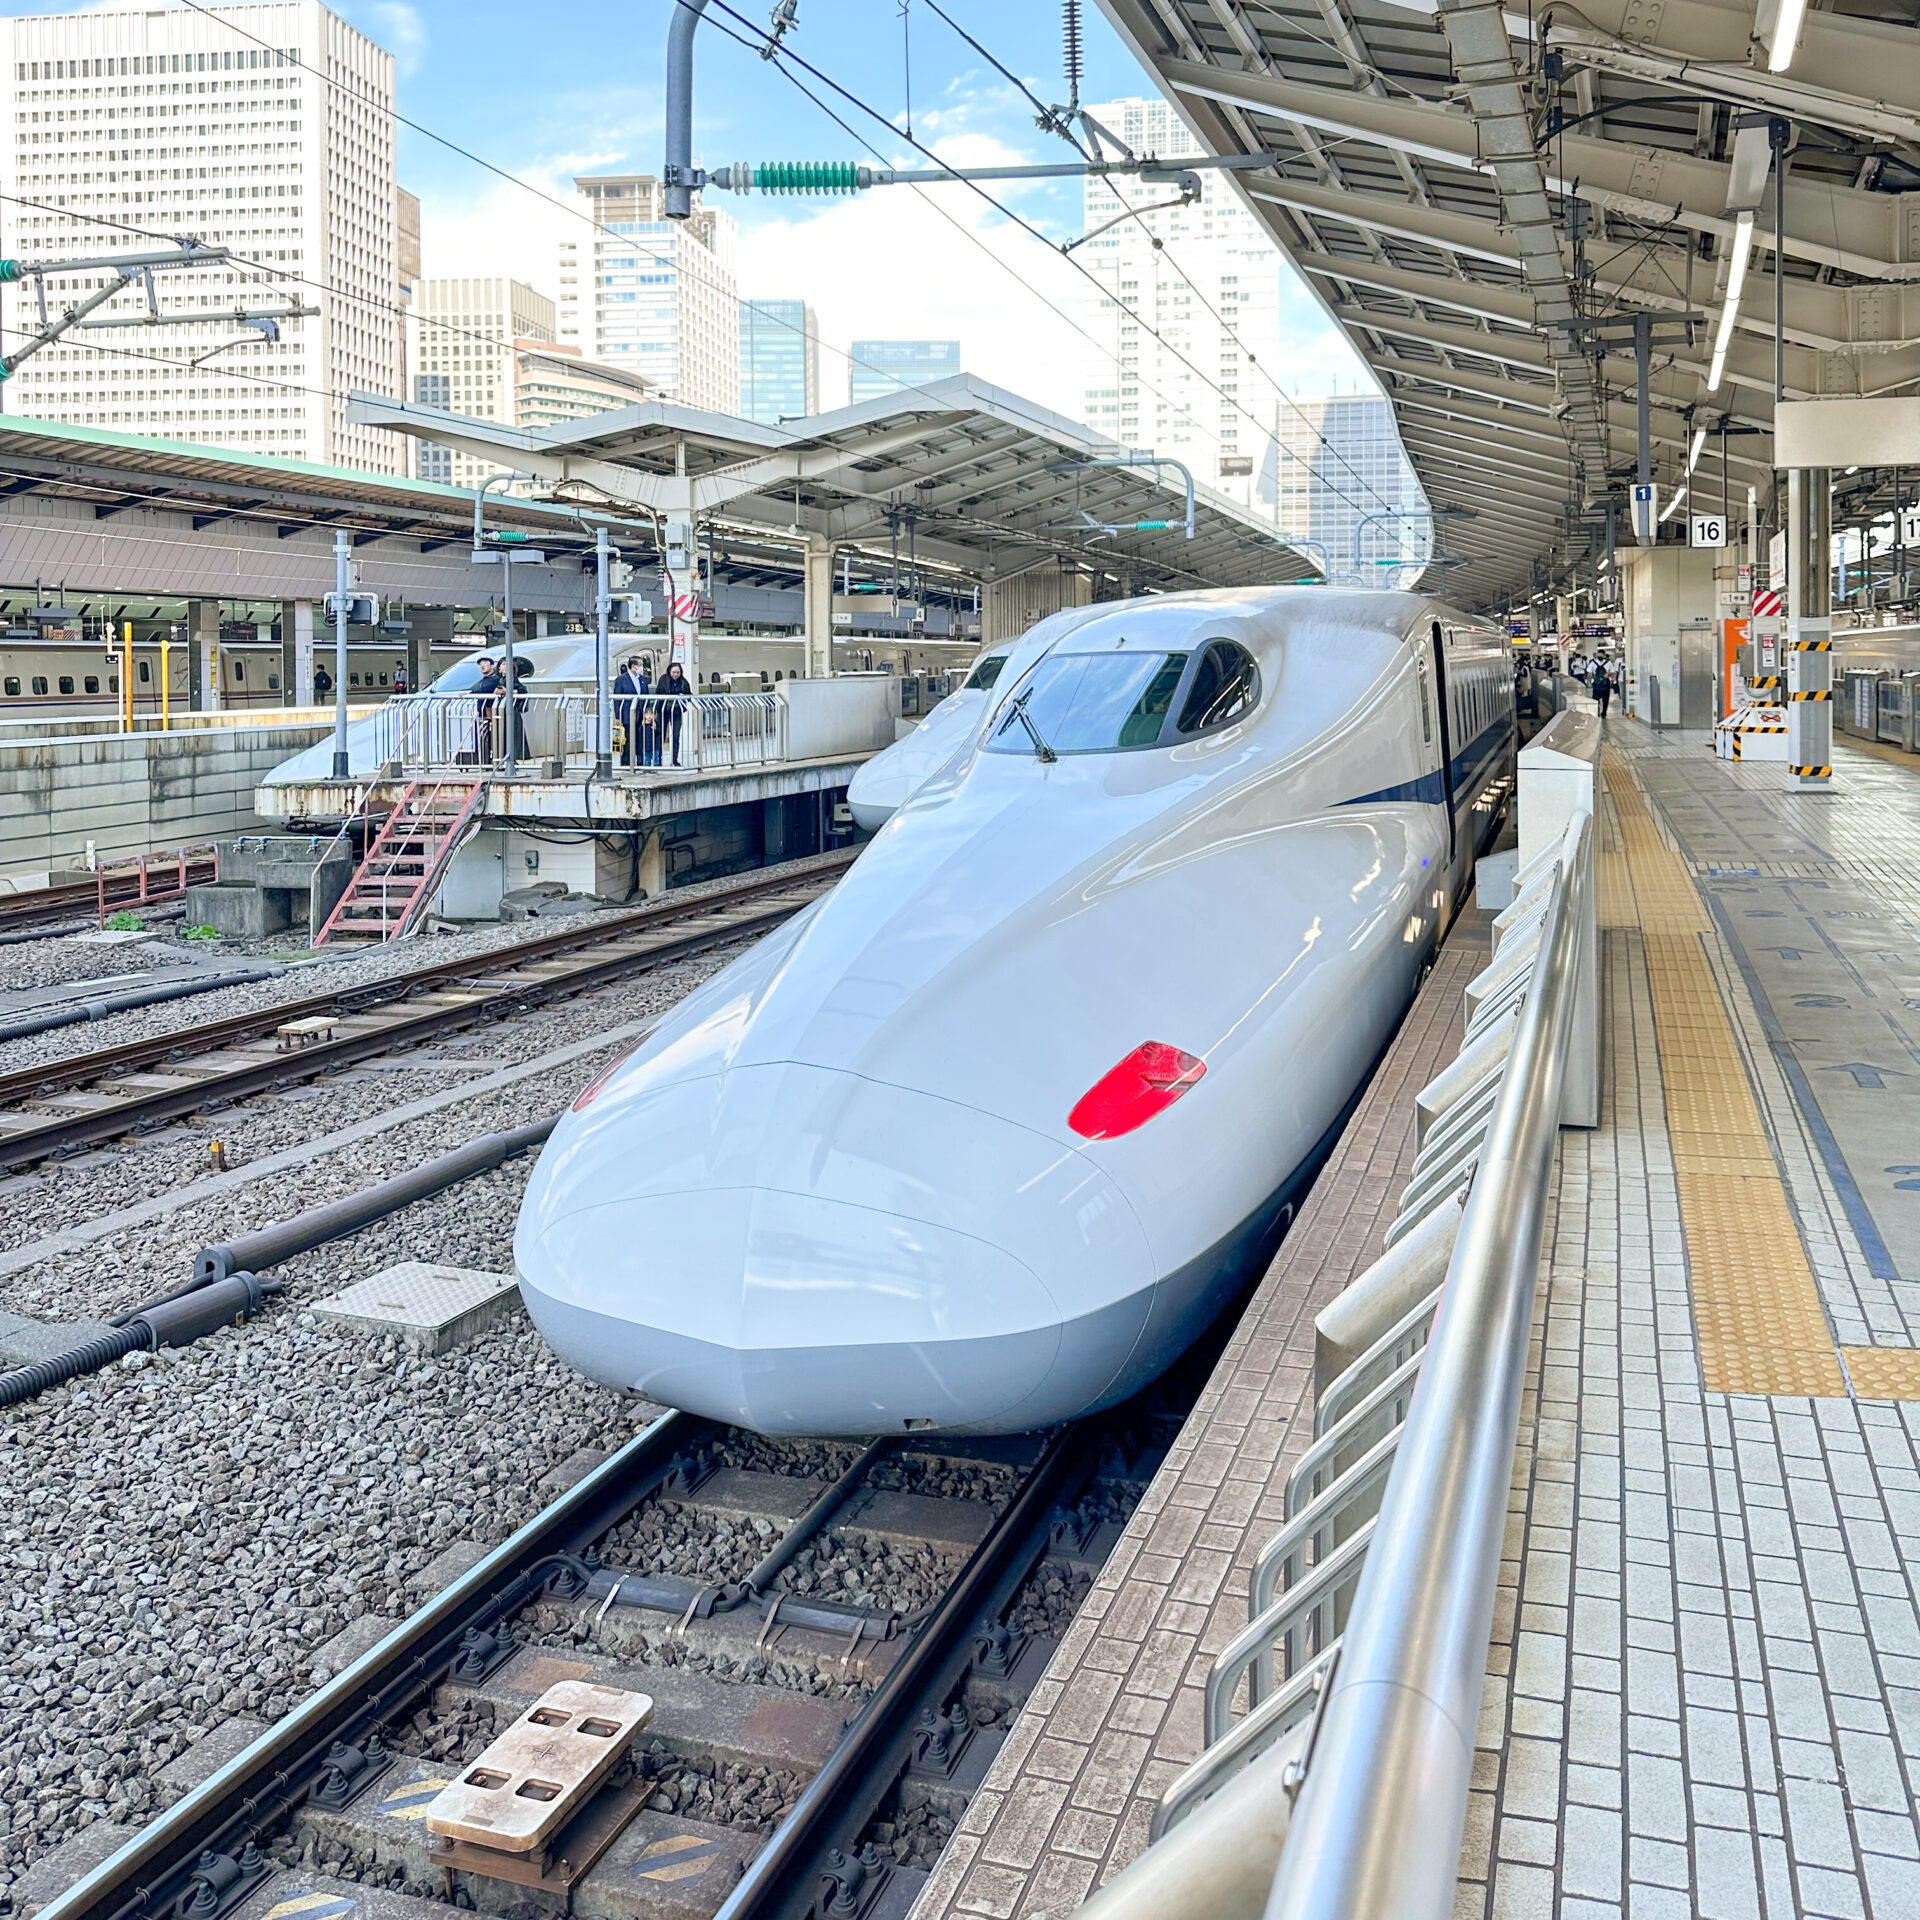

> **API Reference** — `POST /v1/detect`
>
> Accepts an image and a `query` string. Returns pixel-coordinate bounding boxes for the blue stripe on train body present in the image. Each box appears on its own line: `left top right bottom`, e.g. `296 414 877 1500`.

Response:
1342 707 1515 811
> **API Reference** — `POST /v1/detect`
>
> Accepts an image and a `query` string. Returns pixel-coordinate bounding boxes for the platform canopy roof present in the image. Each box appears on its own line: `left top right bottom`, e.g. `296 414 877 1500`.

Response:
1097 0 1920 609
0 413 649 558
348 375 1318 593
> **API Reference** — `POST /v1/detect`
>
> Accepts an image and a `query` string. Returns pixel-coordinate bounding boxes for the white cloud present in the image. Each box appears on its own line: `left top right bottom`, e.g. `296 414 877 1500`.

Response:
360 2 427 78
416 150 624 299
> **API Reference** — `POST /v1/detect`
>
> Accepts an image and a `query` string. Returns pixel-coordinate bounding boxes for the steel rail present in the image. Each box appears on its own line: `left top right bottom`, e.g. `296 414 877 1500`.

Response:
0 861 850 1167
33 1409 704 1920
712 1421 1092 1920
1264 809 1589 1920
0 851 854 1107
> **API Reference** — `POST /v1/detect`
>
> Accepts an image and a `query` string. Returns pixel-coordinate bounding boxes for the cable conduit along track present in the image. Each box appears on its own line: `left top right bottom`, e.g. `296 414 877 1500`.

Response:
0 854 852 1170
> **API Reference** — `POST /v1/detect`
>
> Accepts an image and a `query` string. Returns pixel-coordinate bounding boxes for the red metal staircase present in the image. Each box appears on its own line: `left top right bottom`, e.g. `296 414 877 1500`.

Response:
314 778 486 945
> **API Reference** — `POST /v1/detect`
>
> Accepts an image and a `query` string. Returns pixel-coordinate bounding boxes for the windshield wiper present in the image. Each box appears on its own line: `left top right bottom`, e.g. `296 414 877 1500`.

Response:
997 688 1057 763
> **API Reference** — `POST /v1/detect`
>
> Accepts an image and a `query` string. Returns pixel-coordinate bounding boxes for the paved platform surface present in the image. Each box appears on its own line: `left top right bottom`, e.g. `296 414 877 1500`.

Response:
1464 729 1920 1920
916 724 1920 1920
911 901 1493 1920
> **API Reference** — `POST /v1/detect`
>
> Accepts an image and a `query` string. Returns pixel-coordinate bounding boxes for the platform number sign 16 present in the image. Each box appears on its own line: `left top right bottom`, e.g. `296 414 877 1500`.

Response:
1689 512 1729 549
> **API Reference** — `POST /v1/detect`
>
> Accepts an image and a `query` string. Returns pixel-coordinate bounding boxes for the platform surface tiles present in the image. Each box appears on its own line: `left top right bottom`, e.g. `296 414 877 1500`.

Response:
913 721 1920 1920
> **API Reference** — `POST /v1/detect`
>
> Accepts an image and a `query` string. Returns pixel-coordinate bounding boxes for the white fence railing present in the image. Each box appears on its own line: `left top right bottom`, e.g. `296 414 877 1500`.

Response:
368 691 787 776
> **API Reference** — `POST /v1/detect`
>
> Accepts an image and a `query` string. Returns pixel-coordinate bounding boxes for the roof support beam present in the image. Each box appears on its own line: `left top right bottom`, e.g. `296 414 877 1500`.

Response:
1161 58 1916 278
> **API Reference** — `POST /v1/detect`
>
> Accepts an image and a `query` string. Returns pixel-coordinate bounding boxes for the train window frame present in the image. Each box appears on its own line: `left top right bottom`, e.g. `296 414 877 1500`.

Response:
83 675 99 695
984 648 1190 757
57 675 74 695
31 676 47 696
964 649 1010 693
1175 640 1261 739
2 678 17 698
138 660 151 684
233 659 246 682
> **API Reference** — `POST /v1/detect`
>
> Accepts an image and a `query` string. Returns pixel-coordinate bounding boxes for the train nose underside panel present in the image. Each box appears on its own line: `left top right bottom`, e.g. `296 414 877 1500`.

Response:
515 1062 1160 1434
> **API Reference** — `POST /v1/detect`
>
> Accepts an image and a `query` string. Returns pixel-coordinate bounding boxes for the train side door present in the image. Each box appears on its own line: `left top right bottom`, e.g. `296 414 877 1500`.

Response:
1428 622 1457 859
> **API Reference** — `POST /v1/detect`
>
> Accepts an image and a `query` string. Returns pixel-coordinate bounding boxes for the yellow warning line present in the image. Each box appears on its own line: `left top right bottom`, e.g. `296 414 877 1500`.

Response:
1601 755 1915 1398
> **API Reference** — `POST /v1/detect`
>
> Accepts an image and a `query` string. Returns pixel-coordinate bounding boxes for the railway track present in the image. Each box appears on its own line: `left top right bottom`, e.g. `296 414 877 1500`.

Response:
33 1406 1160 1920
0 861 220 940
0 855 854 1171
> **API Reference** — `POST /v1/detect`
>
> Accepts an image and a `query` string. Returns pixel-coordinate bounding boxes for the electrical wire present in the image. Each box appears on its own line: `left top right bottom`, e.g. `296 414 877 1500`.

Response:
18 0 1383 537
700 0 1395 526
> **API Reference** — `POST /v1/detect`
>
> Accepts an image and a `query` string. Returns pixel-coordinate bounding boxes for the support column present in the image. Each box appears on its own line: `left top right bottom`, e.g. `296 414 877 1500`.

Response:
283 601 316 706
1786 467 1834 789
803 534 835 679
188 599 220 712
664 515 699 680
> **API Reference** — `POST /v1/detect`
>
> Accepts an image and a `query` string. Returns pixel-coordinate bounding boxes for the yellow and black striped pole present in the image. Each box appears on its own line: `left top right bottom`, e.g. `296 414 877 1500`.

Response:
1787 467 1833 791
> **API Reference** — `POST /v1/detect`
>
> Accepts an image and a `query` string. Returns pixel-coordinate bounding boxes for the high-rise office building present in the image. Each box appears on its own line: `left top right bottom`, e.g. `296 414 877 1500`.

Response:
413 277 551 488
511 342 651 432
414 279 650 483
849 340 960 405
1073 96 1284 509
1271 394 1427 583
0 1 405 471
740 299 818 424
555 176 737 413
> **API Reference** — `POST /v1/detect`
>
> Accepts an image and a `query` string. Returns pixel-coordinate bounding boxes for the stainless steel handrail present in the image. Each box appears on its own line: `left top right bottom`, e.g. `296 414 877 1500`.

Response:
1152 1645 1340 1841
1264 807 1589 1920
1204 1520 1375 1744
1063 808 1592 1920
1312 1287 1442 1438
1251 1432 1401 1621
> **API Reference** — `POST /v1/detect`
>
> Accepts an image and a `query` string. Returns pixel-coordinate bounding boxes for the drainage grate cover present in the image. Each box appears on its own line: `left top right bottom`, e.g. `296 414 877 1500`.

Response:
310 1262 521 1355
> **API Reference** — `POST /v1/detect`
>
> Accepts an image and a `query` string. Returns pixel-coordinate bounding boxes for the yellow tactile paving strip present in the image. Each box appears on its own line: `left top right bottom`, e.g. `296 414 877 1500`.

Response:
1600 754 1918 1398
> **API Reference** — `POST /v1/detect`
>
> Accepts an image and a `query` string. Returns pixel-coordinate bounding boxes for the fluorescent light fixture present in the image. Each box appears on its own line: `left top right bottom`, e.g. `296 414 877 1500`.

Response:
1686 428 1708 475
1768 0 1807 73
1660 485 1688 525
1707 212 1755 392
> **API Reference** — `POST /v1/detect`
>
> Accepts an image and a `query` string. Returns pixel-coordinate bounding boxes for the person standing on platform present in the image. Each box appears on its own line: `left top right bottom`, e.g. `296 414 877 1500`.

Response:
659 660 691 767
614 655 644 768
472 655 502 762
1591 658 1612 718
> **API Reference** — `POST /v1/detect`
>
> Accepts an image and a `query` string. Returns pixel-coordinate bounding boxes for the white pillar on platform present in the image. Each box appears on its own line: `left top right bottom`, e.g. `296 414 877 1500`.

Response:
803 534 835 679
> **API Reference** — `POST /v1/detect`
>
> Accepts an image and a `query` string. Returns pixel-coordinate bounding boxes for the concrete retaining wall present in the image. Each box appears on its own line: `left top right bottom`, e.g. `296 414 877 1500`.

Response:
0 720 332 878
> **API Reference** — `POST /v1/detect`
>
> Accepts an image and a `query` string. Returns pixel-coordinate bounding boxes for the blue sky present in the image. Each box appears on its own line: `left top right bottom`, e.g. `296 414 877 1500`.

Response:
31 0 1370 408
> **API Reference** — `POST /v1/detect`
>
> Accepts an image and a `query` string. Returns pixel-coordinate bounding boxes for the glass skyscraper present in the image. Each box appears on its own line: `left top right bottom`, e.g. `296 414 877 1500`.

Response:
740 300 819 423
850 340 961 404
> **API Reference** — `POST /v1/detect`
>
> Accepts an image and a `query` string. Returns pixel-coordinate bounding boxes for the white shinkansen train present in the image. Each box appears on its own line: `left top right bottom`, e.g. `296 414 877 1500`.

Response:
514 588 1516 1435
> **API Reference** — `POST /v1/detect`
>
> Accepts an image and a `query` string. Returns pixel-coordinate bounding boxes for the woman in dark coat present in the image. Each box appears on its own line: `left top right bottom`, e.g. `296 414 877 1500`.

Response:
659 660 692 767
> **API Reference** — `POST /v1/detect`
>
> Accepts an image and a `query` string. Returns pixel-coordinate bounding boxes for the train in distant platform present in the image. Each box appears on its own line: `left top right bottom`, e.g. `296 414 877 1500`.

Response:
514 586 1517 1436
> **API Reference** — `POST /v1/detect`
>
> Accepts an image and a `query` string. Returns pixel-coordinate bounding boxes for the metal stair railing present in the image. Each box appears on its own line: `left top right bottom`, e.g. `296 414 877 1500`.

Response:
1074 805 1593 1920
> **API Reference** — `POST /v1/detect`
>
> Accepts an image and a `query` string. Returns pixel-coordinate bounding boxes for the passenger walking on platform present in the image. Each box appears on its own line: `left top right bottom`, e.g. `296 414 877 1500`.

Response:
660 660 691 767
1591 659 1612 718
313 663 332 700
614 656 644 768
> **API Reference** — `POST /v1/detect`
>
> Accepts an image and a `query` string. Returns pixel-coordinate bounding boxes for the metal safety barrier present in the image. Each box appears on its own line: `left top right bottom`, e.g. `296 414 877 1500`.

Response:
1076 803 1595 1920
369 690 786 775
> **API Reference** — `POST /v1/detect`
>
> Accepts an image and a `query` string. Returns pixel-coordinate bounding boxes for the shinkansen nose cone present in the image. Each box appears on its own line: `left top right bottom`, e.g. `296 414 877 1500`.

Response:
514 1059 1158 1436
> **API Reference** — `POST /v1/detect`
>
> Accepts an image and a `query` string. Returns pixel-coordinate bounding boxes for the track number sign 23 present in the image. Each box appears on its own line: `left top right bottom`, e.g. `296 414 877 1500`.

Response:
1689 512 1729 549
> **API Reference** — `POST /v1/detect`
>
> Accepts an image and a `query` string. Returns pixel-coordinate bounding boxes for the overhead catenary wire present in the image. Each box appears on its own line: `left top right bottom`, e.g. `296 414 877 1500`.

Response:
696 0 1397 525
913 1 1400 518
15 0 1385 544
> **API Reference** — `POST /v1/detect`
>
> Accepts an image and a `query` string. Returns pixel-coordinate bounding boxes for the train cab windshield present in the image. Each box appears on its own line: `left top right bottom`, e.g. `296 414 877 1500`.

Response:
964 651 1011 692
988 650 1189 755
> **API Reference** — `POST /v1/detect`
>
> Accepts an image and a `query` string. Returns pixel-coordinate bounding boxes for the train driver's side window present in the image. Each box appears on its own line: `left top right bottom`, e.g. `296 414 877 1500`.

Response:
1177 641 1261 737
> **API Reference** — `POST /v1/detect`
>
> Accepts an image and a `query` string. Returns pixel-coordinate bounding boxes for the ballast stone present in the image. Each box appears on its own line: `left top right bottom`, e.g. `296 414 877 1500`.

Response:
311 1262 521 1355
